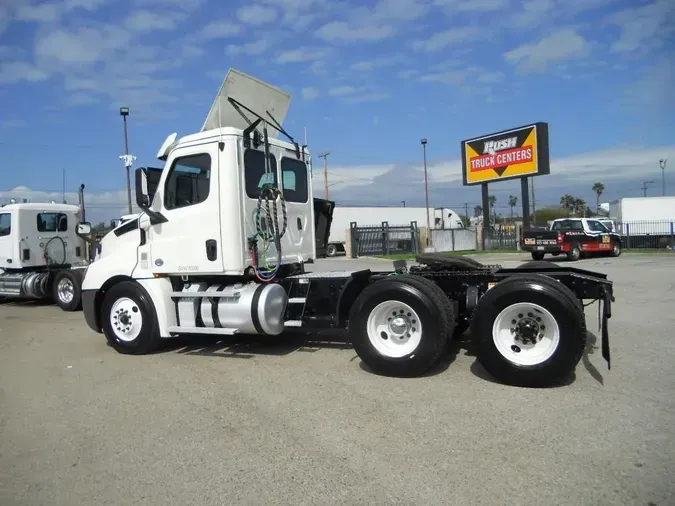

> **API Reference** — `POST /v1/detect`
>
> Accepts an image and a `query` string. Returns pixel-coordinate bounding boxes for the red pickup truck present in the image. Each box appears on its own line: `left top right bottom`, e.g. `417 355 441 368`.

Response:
521 218 622 261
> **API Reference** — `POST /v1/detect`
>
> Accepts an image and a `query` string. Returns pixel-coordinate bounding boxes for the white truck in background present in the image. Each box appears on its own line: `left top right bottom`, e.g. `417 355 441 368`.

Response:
0 192 93 311
324 206 465 257
609 196 675 248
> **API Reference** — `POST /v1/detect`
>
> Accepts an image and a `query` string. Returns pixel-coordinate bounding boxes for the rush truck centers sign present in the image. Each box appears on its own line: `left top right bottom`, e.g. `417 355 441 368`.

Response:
461 122 550 186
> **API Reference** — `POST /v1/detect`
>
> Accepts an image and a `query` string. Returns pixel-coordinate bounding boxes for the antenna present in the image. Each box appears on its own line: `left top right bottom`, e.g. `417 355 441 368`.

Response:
318 152 330 200
62 168 66 204
641 180 656 197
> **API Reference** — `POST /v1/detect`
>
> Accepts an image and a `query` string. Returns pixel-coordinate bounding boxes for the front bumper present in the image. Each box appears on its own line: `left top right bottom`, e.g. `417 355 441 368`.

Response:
82 289 102 333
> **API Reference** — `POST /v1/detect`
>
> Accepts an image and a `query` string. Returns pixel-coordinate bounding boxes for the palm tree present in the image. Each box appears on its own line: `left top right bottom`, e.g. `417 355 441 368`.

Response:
560 194 575 211
592 182 605 211
488 195 497 226
572 197 588 216
508 195 518 221
474 205 482 217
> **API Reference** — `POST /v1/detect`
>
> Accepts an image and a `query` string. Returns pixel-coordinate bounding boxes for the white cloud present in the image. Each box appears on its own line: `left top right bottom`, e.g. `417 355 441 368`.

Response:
434 0 508 11
315 22 395 43
301 86 319 101
275 47 328 64
504 29 591 74
412 27 481 52
15 3 62 23
0 61 49 85
328 85 358 97
226 40 271 56
237 4 278 25
608 0 675 54
199 20 241 39
125 10 179 31
350 54 410 72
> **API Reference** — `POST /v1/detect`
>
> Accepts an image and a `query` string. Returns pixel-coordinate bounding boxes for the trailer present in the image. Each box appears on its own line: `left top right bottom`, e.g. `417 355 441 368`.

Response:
78 69 615 387
0 199 93 311
325 206 465 257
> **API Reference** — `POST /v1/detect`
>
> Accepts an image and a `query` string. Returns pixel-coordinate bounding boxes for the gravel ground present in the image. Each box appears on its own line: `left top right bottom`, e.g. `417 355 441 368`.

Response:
1 252 674 506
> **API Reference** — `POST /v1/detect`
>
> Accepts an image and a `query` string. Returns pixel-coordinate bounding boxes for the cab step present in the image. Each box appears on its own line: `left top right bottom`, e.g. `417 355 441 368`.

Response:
167 326 239 336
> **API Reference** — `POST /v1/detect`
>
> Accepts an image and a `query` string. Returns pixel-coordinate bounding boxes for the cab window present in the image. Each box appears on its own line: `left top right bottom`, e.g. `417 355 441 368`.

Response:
0 213 10 237
244 149 278 199
551 220 583 231
164 153 212 210
37 213 68 232
280 157 308 203
587 220 609 232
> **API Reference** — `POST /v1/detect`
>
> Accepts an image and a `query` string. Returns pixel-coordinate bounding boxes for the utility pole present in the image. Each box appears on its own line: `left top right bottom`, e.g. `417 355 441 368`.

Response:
318 152 330 200
660 158 668 196
421 138 431 246
62 168 66 204
641 180 656 197
119 106 135 214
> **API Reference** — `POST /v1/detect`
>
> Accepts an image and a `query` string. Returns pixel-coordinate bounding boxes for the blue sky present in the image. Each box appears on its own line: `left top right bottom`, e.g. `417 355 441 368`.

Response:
0 0 674 223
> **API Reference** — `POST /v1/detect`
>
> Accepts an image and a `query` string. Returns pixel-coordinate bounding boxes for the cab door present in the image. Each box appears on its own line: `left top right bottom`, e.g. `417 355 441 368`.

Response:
279 153 313 259
147 141 224 274
0 211 14 268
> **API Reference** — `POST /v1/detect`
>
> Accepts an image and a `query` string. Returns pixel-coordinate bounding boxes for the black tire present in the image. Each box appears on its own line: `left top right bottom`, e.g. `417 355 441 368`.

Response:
610 240 621 257
52 269 83 311
100 281 161 355
519 260 553 269
530 251 545 261
326 244 337 257
416 253 484 270
567 243 581 261
470 274 587 387
348 274 455 377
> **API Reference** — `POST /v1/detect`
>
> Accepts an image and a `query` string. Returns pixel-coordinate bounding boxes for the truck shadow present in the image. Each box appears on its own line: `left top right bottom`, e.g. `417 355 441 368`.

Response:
158 329 604 385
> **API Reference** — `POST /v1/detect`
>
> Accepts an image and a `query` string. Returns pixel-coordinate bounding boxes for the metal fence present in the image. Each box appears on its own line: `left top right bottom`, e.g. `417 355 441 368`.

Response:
614 220 675 249
430 227 478 252
350 221 419 257
485 226 519 250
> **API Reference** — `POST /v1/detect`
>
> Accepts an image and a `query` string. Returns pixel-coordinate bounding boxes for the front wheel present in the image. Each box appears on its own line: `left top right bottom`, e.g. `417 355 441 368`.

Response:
101 281 161 355
348 274 455 377
470 274 587 387
610 241 621 257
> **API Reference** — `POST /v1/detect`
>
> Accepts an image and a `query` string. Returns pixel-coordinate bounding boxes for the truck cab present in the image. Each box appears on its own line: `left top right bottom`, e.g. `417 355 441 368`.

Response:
0 202 91 310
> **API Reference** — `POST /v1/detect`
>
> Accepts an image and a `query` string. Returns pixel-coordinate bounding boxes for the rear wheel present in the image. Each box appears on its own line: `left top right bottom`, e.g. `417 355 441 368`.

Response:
530 251 545 261
101 281 161 355
326 244 337 257
349 274 454 377
52 270 83 311
470 274 586 387
567 243 581 261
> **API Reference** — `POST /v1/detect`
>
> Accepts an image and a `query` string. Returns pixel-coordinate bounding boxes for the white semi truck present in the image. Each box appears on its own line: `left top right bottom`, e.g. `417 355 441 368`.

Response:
0 195 93 311
78 68 616 387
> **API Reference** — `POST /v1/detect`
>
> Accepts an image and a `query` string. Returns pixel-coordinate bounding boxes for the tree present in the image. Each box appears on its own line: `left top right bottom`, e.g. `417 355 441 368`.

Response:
560 194 575 211
572 197 588 216
592 182 605 211
508 195 518 221
458 214 471 227
488 195 497 226
473 205 482 217
533 206 571 223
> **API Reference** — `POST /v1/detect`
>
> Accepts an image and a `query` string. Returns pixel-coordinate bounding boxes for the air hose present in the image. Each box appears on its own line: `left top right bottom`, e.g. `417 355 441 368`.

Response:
43 236 67 266
248 185 288 282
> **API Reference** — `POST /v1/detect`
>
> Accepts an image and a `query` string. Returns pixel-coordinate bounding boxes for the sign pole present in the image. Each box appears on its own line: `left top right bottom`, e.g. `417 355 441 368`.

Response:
520 176 530 229
481 183 490 250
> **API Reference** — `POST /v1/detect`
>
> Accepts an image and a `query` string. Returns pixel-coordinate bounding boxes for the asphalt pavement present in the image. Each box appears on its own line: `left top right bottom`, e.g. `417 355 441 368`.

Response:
1 252 674 505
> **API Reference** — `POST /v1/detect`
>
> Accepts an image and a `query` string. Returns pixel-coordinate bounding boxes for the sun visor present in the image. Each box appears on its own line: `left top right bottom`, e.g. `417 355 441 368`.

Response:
201 68 292 138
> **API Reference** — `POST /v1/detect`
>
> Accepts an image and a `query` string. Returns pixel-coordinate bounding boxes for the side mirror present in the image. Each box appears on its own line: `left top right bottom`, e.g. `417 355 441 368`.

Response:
135 168 152 209
76 222 92 237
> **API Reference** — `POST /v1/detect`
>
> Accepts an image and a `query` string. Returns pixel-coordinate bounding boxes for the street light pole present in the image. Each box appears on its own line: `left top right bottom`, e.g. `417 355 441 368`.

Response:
119 107 134 214
660 158 668 196
318 152 330 200
421 138 431 247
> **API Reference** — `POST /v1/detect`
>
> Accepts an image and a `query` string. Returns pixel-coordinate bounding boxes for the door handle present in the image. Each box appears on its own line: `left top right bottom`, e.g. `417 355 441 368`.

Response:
205 239 217 261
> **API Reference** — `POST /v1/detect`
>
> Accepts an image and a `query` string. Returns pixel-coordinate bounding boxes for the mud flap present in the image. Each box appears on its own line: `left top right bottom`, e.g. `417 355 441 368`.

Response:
600 286 612 370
